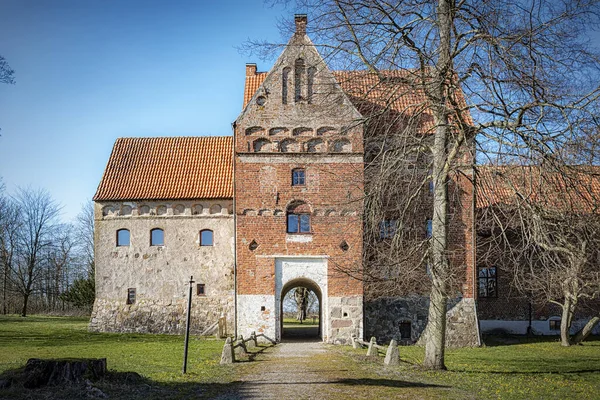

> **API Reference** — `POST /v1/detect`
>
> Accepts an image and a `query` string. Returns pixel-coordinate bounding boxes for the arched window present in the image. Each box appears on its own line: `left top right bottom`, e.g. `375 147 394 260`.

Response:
253 138 272 152
282 67 291 104
287 201 311 234
150 228 164 246
200 229 213 246
294 58 305 102
331 138 352 152
307 66 316 103
116 229 130 246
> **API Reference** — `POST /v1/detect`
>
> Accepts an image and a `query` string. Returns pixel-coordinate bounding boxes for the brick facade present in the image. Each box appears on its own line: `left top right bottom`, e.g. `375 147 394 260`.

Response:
234 15 364 343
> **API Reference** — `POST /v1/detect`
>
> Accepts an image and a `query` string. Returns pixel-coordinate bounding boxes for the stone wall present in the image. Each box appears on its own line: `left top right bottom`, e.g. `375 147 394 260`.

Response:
365 296 480 347
90 200 235 334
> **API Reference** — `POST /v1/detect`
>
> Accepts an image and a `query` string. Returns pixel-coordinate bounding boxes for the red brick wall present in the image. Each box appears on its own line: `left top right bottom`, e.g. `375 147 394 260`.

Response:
235 155 364 297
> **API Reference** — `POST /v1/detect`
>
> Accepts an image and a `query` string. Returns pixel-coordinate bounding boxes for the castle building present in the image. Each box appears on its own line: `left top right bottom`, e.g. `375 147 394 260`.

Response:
90 15 599 344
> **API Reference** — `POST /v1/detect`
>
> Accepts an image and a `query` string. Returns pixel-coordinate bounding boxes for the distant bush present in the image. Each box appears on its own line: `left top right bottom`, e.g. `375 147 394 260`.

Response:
60 277 95 311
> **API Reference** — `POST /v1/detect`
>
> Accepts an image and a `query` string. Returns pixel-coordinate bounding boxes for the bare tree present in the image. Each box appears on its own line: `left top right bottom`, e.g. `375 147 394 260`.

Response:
256 0 600 369
0 55 15 85
74 201 95 279
12 188 61 317
477 166 600 346
294 287 309 322
0 182 19 314
46 225 75 311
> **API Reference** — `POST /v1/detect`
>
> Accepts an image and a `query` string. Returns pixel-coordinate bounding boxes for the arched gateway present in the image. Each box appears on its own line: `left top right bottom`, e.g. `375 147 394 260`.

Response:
280 277 322 340
276 259 326 342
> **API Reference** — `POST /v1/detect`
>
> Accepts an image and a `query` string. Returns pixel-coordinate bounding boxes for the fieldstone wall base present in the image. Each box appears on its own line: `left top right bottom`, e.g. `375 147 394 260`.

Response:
365 296 480 348
89 297 233 335
445 298 480 347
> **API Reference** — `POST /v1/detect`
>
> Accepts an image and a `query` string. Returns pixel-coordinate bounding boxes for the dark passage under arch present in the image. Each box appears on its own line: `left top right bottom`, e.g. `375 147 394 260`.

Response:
280 278 322 342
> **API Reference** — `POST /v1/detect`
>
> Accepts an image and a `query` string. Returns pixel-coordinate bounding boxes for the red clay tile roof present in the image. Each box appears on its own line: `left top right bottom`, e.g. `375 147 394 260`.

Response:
94 136 233 201
244 71 267 109
476 165 600 213
243 70 472 128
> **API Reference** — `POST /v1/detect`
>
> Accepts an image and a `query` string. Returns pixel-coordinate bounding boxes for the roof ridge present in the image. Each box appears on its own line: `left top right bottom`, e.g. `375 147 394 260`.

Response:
115 135 233 140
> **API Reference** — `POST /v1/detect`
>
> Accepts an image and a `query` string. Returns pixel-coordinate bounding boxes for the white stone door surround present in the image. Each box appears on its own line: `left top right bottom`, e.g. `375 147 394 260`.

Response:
274 256 328 342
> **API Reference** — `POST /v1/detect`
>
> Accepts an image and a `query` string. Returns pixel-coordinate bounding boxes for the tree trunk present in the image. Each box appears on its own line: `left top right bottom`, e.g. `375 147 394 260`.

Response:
21 292 29 317
572 316 600 345
23 358 107 389
560 297 574 346
423 0 453 370
424 279 448 369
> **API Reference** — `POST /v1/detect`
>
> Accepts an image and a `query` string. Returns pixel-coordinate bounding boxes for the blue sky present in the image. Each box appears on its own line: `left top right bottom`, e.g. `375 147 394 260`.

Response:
0 0 292 221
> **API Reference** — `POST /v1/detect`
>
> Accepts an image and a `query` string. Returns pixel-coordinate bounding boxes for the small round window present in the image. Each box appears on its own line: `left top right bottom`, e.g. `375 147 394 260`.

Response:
256 96 266 106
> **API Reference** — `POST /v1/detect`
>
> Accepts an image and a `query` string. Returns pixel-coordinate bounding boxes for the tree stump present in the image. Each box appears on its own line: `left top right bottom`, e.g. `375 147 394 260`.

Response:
23 358 107 388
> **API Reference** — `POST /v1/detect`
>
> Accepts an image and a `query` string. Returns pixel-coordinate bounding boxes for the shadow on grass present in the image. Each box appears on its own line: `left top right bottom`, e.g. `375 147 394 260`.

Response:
0 367 447 400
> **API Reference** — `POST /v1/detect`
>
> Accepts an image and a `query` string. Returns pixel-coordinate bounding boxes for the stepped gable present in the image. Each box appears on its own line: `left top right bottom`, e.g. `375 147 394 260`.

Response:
94 136 233 201
243 69 472 132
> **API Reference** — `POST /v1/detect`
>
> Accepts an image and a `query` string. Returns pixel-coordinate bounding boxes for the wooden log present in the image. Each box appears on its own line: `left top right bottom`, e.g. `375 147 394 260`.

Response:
23 358 107 389
234 335 248 357
247 331 257 349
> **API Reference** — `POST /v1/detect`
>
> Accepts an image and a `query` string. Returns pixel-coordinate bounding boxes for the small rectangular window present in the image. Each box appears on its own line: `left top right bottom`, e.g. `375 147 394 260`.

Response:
379 220 397 239
287 213 311 233
292 169 306 186
478 266 497 298
426 219 433 238
197 284 205 296
549 319 561 330
126 288 136 305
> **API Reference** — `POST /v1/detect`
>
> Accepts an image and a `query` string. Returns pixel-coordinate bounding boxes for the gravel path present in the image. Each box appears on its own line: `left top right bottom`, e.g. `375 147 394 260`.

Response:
233 340 333 399
210 340 456 400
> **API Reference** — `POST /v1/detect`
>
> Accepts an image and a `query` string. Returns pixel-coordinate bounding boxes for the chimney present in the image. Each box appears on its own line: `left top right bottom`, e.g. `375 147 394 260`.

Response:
246 63 257 76
295 14 307 35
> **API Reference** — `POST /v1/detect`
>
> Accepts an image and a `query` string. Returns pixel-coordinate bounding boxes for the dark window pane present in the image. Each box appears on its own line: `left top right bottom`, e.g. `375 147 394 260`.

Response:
200 230 213 246
300 214 310 232
197 284 205 296
379 220 397 239
478 266 498 298
127 288 136 304
292 169 305 186
117 229 130 246
287 214 299 233
399 321 412 339
151 229 164 246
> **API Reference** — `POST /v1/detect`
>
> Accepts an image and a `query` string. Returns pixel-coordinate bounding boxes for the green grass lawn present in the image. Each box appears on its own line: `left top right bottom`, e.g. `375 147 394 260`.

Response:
0 314 236 399
1 315 599 399
341 336 600 400
282 317 319 326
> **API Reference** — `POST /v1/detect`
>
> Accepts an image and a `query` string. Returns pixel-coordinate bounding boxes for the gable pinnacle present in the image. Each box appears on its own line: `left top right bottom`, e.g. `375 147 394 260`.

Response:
295 14 307 35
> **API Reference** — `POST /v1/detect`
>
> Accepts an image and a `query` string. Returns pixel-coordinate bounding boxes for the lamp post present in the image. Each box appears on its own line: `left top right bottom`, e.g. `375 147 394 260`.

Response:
182 275 194 374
